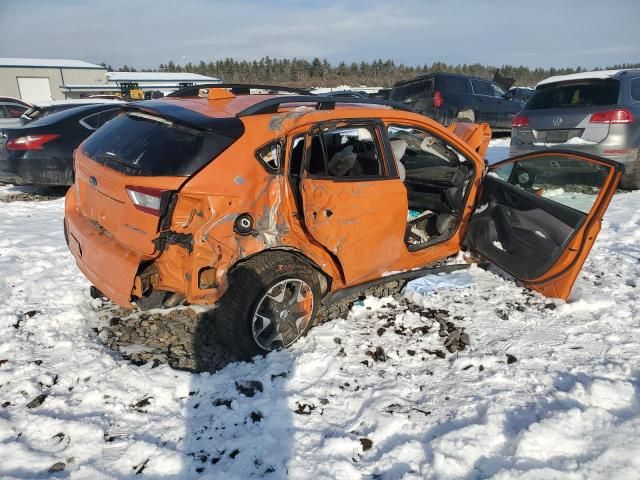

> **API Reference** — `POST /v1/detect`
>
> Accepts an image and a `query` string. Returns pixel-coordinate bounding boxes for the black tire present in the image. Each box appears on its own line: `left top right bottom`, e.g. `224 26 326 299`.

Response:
620 155 640 190
216 252 321 359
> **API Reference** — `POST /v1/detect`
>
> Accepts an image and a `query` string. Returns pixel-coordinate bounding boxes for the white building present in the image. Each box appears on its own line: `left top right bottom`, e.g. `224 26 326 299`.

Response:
0 58 107 102
62 71 220 98
0 58 221 101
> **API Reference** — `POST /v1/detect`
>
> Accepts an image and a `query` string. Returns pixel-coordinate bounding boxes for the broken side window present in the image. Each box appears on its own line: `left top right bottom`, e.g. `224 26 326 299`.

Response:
307 125 384 178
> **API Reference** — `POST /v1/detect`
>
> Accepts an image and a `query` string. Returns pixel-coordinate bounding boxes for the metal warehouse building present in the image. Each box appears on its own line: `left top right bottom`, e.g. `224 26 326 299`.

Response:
0 58 107 102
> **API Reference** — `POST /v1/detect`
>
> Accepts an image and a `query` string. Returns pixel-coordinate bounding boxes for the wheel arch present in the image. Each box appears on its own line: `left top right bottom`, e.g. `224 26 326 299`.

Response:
229 247 334 296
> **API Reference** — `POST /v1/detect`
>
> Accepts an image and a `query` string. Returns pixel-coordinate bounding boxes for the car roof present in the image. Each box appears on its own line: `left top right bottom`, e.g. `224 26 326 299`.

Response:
537 68 640 87
31 99 124 108
393 72 491 87
0 96 31 107
22 103 121 127
140 94 401 120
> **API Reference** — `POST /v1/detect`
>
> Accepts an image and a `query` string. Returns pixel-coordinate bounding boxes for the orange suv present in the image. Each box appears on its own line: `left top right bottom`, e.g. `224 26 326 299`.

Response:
64 84 622 358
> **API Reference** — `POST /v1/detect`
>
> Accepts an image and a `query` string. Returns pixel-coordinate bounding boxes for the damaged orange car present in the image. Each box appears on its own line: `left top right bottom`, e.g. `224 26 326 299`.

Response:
64 84 622 358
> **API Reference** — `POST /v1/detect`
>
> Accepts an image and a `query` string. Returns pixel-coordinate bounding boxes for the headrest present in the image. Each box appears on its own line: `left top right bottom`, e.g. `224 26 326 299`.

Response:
390 139 407 162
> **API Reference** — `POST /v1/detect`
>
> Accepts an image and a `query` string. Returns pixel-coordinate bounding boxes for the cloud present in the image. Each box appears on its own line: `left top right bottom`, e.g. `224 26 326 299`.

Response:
0 0 638 68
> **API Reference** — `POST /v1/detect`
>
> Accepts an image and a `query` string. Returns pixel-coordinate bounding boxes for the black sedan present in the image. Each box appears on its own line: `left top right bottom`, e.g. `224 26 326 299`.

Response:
0 103 122 186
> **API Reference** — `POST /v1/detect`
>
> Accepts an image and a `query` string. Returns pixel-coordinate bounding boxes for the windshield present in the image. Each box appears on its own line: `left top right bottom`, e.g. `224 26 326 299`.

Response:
526 79 620 110
82 112 239 176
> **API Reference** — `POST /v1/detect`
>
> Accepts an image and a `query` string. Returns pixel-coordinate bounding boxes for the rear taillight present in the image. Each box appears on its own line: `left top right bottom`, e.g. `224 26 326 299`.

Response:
589 109 634 124
126 185 166 216
433 91 443 108
6 134 59 151
512 114 529 128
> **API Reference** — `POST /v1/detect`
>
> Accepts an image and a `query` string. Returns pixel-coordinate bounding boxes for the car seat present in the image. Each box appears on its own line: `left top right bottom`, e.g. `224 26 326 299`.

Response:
390 139 407 181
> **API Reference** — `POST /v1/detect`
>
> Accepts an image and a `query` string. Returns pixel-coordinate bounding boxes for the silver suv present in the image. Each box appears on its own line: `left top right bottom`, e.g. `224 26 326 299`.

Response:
510 69 640 189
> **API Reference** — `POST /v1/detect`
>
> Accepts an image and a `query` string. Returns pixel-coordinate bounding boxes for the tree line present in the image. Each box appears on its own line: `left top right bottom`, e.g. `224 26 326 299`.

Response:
101 58 640 88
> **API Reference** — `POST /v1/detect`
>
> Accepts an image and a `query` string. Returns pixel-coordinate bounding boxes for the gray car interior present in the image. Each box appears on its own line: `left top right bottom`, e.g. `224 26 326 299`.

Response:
465 175 587 280
389 128 474 248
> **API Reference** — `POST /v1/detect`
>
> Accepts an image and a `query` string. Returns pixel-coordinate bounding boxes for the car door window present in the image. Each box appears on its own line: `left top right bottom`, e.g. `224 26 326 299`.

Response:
387 125 465 169
490 156 610 214
631 78 640 102
0 107 7 118
307 125 384 178
472 80 494 96
442 77 468 94
7 105 26 118
99 109 120 126
490 83 506 98
80 112 101 130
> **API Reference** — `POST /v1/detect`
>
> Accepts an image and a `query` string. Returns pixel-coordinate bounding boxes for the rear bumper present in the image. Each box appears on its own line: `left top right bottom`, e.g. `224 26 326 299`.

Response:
0 154 73 186
509 144 639 167
65 189 142 308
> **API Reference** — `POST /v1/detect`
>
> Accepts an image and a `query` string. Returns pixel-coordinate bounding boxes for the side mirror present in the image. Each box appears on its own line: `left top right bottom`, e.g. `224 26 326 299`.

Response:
502 93 512 100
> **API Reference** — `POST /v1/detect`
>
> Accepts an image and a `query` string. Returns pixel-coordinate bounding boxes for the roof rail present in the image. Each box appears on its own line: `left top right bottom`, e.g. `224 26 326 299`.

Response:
236 96 413 117
167 83 312 98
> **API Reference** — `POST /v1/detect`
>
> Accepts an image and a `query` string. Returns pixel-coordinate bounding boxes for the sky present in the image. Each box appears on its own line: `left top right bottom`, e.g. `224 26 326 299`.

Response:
0 0 638 70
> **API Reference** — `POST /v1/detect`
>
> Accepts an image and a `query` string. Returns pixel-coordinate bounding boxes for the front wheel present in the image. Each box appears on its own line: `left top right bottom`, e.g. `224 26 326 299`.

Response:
216 252 321 359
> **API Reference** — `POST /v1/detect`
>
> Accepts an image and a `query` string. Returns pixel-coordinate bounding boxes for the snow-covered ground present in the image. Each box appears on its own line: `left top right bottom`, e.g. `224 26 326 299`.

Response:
0 142 639 479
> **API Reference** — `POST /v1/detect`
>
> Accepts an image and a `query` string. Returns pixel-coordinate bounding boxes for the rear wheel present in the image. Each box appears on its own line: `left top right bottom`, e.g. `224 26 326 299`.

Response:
216 252 321 359
620 154 640 190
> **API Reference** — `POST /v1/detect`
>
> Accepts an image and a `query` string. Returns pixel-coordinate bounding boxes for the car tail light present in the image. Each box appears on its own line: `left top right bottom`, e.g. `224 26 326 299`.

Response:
433 91 443 108
126 185 166 216
6 134 59 151
512 114 529 127
589 109 633 124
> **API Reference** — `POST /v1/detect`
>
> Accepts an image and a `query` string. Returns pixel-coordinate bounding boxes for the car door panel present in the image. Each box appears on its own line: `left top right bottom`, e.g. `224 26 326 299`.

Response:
299 121 409 285
302 177 408 284
466 151 622 299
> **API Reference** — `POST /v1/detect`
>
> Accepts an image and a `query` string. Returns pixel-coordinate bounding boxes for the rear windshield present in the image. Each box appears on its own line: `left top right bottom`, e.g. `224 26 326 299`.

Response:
526 79 620 110
390 78 433 100
82 112 238 176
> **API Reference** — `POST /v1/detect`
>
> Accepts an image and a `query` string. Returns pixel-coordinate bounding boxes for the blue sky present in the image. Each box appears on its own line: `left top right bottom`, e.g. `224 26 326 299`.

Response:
0 0 638 69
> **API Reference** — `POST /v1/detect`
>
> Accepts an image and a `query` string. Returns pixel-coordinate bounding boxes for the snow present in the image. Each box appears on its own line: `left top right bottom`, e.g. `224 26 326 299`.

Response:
534 136 598 147
536 69 631 86
405 270 475 295
1 147 640 478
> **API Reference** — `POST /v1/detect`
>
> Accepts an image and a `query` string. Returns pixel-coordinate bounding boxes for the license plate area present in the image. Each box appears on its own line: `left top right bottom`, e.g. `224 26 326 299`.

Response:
545 130 569 143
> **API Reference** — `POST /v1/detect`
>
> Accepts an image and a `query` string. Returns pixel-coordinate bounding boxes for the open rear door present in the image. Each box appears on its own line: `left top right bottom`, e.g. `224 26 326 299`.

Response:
465 150 622 299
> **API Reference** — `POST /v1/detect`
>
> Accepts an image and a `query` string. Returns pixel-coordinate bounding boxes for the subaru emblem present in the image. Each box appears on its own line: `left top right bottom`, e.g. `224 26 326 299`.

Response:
552 116 563 126
89 176 98 187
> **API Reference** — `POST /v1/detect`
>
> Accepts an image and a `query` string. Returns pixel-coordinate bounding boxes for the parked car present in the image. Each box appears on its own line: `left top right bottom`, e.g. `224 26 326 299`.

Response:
369 88 391 100
320 90 369 99
64 85 621 359
511 69 640 189
390 73 524 132
0 96 31 107
509 87 535 104
0 98 31 128
0 103 122 186
20 99 123 125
